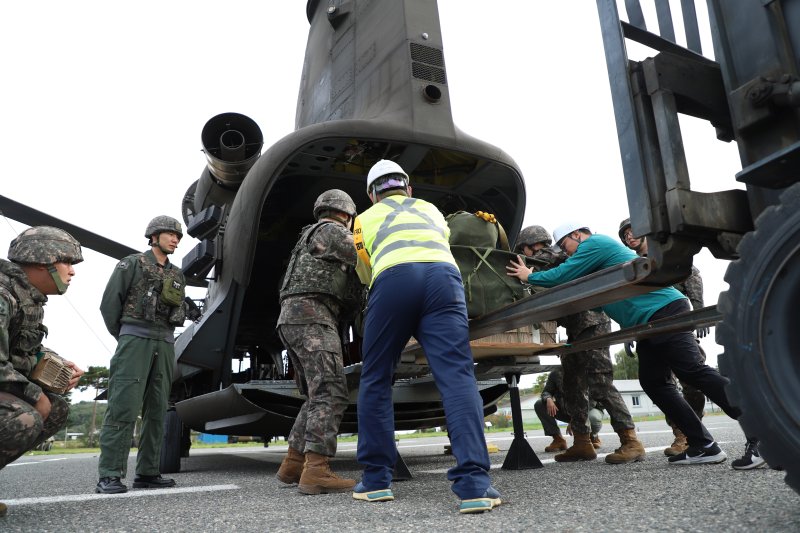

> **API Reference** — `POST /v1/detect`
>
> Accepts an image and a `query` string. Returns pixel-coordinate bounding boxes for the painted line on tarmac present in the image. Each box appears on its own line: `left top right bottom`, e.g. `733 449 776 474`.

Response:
3 484 239 507
8 457 68 467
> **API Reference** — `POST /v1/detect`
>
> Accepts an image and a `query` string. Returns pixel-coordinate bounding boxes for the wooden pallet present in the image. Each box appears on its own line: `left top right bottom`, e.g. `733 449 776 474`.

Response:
402 339 563 364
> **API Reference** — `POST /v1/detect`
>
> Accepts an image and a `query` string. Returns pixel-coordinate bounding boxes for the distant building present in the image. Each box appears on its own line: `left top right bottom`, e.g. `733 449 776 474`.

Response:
594 379 718 418
197 433 228 444
496 379 718 423
613 379 662 416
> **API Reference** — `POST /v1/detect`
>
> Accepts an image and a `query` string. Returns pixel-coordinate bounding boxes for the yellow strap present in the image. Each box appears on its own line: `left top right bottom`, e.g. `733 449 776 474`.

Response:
353 217 371 268
474 211 510 251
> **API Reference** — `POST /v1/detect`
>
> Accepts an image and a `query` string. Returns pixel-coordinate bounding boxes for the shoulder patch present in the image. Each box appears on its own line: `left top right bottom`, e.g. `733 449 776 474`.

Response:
116 261 130 270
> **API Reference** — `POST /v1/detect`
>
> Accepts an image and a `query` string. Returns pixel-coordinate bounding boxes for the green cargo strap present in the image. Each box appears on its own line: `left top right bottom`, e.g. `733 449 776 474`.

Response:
464 247 519 303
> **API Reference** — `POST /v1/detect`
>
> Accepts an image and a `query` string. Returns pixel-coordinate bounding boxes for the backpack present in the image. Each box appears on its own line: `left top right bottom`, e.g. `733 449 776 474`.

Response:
445 211 510 249
445 211 527 318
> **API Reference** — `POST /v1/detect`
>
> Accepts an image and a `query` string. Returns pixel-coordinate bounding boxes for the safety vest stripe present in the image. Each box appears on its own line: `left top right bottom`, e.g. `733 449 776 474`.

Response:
371 239 452 265
372 198 446 251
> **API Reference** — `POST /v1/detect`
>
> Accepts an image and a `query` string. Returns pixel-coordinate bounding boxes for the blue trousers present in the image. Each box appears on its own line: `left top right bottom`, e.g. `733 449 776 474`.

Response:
357 262 491 499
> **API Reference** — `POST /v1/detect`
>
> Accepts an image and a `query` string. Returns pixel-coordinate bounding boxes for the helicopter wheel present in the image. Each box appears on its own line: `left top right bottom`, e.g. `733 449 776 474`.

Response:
717 183 800 495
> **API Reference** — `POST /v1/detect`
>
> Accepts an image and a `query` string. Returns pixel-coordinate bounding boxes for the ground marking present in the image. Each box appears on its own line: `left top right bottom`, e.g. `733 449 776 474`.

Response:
4 484 239 506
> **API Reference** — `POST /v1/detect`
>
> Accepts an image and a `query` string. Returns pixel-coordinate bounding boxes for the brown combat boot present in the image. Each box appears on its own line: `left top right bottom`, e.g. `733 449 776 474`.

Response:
591 434 602 449
544 434 568 452
605 428 646 464
664 427 689 457
276 447 305 484
298 451 356 495
554 433 597 462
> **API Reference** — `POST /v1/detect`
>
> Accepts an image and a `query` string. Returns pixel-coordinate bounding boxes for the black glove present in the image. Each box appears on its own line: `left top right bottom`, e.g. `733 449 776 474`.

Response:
695 326 710 339
625 341 636 358
184 297 202 322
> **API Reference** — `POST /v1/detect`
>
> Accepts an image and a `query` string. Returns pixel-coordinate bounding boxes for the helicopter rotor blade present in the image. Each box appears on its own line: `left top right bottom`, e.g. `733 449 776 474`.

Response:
0 194 138 260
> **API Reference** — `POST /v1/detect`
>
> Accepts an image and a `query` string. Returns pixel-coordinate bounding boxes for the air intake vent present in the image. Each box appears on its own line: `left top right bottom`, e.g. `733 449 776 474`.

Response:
410 43 447 84
410 43 444 66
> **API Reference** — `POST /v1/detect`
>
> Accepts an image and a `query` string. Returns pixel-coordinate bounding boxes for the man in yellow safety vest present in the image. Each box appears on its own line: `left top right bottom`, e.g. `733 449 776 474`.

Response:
351 159 501 514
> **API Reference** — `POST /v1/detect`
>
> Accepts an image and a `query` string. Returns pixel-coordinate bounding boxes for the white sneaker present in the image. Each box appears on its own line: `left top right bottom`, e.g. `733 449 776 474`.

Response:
731 438 767 470
668 442 727 465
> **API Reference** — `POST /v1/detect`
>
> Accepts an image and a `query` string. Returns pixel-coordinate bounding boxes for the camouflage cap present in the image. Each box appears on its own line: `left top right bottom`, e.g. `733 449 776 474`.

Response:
8 226 83 265
618 217 632 243
514 225 552 252
145 216 183 239
313 189 357 220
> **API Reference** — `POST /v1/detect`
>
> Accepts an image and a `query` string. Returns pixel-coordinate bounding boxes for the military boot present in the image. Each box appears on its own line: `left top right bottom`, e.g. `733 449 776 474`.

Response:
276 447 306 484
0 501 7 517
544 434 568 452
554 433 597 462
664 427 689 457
605 429 646 464
591 434 602 449
298 451 356 495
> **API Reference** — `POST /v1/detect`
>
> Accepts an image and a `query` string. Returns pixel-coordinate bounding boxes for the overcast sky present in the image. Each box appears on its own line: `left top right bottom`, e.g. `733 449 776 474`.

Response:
1 1 744 399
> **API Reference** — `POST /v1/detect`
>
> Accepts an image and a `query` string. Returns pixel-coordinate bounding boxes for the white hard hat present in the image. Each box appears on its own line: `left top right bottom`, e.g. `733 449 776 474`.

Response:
366 159 409 194
552 221 590 251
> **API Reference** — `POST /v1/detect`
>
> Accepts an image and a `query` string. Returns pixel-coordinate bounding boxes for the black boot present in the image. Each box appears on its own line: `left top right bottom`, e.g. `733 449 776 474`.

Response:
96 477 128 494
133 474 176 488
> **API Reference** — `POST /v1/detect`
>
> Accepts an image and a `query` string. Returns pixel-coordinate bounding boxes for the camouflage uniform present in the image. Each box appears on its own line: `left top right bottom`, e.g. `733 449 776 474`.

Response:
0 259 71 468
97 248 187 479
278 219 361 457
531 247 636 436
1 227 82 471
534 367 603 437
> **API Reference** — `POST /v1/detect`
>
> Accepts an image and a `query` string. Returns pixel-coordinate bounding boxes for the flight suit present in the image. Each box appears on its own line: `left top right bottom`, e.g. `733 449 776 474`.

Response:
97 250 186 479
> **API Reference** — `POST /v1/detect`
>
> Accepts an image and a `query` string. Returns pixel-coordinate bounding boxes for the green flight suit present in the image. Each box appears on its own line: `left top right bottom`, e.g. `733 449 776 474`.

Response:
97 250 186 479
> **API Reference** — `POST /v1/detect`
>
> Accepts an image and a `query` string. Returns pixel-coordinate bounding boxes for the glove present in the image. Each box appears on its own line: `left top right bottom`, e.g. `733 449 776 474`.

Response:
696 326 710 339
624 341 636 358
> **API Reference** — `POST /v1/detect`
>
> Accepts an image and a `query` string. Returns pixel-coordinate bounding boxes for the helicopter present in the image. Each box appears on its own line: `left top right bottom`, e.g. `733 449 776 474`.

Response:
6 0 794 492
2 0 562 474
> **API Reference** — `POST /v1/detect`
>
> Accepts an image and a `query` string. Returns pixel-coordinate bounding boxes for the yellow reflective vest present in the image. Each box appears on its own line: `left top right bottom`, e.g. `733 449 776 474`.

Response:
353 195 457 287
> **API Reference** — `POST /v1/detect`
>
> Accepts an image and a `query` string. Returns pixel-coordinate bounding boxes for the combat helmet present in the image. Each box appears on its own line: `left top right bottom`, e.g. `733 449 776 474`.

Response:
8 226 83 265
313 189 357 220
145 216 183 240
618 218 632 243
514 225 552 253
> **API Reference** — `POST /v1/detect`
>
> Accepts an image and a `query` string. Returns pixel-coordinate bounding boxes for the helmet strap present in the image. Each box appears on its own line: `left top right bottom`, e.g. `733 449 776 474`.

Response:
47 265 69 295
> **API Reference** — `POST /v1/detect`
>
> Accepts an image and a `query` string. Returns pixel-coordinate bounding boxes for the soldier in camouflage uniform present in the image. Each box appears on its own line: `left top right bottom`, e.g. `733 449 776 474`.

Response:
515 225 645 464
96 216 187 494
1 227 85 517
534 367 605 452
618 218 708 455
275 189 363 495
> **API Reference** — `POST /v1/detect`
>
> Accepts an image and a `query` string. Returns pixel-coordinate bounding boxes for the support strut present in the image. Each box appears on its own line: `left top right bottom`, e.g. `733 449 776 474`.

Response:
501 373 544 470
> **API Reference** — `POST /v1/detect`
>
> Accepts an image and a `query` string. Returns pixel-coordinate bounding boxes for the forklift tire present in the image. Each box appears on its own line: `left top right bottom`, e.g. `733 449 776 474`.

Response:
717 182 800 495
160 409 183 474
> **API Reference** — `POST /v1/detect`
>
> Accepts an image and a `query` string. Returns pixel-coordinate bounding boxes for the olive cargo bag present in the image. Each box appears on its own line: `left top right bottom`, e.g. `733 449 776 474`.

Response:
445 211 501 248
449 245 526 318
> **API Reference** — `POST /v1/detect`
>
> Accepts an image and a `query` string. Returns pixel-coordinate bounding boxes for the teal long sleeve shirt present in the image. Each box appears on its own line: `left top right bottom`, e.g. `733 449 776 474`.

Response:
527 234 686 328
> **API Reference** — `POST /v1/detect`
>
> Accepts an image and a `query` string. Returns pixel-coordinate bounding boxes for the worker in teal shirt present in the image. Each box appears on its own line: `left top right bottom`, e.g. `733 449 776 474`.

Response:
507 221 741 466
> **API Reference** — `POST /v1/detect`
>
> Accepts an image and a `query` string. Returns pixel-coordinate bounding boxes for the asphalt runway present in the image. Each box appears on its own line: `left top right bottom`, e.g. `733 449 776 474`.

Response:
1 415 797 532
